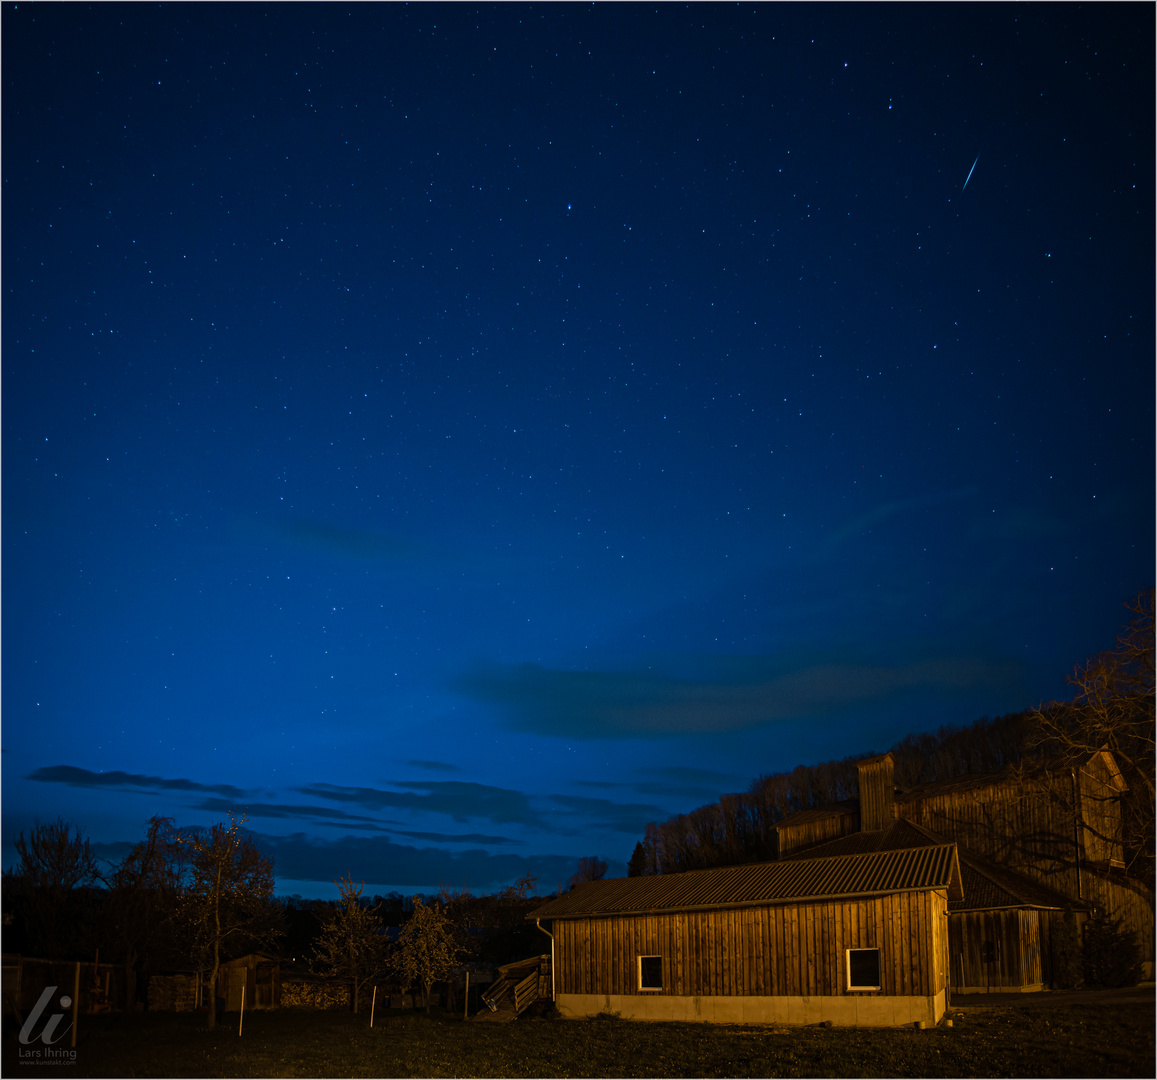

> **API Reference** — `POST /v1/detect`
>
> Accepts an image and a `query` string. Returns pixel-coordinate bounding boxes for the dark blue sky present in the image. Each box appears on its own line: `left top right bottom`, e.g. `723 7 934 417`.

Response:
4 3 1152 898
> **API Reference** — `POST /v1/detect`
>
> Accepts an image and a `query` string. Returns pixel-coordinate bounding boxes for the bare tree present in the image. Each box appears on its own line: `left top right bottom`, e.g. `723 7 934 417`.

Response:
14 819 98 891
12 819 99 957
106 816 185 1011
568 856 608 890
176 815 281 1028
1025 589 1155 880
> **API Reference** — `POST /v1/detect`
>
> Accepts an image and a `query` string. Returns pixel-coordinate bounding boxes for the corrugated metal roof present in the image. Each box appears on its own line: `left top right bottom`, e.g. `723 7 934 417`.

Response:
781 818 944 860
952 854 1084 913
527 845 962 920
779 818 1079 913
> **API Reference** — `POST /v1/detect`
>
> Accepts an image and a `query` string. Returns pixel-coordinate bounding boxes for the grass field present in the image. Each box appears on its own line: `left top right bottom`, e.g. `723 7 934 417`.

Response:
5 998 1153 1078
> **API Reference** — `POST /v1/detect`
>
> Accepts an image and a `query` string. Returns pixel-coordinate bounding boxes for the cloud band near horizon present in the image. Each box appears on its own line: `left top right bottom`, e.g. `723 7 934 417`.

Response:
455 655 1025 738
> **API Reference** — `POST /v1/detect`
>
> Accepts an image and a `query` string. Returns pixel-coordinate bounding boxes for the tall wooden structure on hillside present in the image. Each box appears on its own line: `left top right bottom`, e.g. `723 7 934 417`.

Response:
775 751 1152 991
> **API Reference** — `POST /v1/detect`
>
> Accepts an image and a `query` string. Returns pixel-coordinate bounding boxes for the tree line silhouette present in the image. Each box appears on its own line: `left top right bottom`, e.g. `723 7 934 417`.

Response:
627 710 1032 877
3 815 594 1024
630 590 1154 886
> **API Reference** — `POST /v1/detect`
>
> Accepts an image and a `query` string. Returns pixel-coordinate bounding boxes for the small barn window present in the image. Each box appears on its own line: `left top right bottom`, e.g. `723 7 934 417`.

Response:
638 955 663 991
846 948 881 991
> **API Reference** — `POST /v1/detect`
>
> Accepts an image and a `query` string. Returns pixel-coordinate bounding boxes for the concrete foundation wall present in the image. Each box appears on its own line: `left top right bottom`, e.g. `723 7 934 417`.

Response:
954 982 1042 995
556 989 945 1027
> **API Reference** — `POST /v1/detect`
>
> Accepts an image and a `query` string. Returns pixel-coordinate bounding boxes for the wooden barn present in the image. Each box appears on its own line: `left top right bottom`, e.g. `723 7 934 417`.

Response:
774 750 1152 987
527 844 962 1027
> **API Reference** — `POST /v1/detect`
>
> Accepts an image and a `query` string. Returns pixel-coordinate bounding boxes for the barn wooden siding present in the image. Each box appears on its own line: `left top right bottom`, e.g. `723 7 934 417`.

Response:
1078 753 1126 869
948 910 1043 993
776 807 859 858
1081 874 1154 962
899 776 1080 898
553 889 949 1000
897 769 1153 962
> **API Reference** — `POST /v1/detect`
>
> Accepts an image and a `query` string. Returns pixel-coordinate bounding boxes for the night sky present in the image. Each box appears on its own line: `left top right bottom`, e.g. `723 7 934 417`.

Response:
3 3 1153 899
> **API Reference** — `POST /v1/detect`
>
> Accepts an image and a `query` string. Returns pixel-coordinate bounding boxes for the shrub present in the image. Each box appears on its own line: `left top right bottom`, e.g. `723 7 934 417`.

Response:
1051 910 1083 989
1082 914 1142 988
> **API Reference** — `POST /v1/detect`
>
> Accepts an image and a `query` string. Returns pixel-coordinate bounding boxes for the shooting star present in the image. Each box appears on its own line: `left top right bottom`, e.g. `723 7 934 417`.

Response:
962 155 979 191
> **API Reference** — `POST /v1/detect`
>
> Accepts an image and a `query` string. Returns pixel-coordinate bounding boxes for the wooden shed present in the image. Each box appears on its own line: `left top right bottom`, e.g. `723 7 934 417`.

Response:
527 845 962 1027
219 954 280 1011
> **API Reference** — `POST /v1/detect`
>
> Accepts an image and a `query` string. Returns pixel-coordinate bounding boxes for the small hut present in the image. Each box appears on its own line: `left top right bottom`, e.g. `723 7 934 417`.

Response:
219 954 281 1010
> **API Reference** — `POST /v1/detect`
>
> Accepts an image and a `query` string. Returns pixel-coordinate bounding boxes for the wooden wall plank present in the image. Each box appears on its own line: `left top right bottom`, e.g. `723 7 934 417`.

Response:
807 905 818 994
677 911 685 995
753 905 764 994
789 904 799 995
773 905 784 994
720 910 729 996
726 910 734 995
915 893 926 996
698 912 708 995
821 900 831 996
722 909 731 996
897 895 908 996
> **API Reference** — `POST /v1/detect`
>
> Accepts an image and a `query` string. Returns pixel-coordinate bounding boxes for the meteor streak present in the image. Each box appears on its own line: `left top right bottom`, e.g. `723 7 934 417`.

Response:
962 155 979 191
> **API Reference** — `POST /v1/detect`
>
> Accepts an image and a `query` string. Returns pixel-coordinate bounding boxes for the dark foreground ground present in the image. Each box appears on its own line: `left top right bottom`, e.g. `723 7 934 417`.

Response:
4 987 1153 1078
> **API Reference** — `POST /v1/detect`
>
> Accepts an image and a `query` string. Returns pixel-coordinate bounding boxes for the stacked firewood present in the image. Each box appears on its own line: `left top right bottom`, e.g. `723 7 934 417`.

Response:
279 979 350 1010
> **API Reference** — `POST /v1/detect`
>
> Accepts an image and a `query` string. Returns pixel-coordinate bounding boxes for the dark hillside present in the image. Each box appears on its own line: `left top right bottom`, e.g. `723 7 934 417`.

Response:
631 711 1032 876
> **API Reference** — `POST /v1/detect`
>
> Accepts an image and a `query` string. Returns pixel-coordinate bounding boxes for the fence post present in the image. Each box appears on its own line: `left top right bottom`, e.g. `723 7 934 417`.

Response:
71 962 80 1049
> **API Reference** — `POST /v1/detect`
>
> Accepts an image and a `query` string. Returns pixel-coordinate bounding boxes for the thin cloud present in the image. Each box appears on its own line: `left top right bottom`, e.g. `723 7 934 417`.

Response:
456 656 1023 739
389 829 522 846
280 518 421 561
546 793 670 834
643 765 745 785
191 797 392 827
573 777 731 802
27 765 252 800
816 487 978 559
250 831 593 892
572 763 744 802
967 504 1070 542
407 760 462 773
300 779 547 830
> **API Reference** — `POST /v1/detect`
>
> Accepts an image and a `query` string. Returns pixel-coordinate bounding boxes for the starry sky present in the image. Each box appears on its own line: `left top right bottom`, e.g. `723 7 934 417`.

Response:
3 3 1153 899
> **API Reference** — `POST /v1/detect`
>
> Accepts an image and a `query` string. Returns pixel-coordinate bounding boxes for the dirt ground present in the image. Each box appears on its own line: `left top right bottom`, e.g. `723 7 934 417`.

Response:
951 983 1155 1010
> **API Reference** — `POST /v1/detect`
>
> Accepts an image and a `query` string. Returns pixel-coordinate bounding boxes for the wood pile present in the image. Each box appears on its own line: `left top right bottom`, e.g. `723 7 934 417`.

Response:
280 979 350 1010
147 974 199 1012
